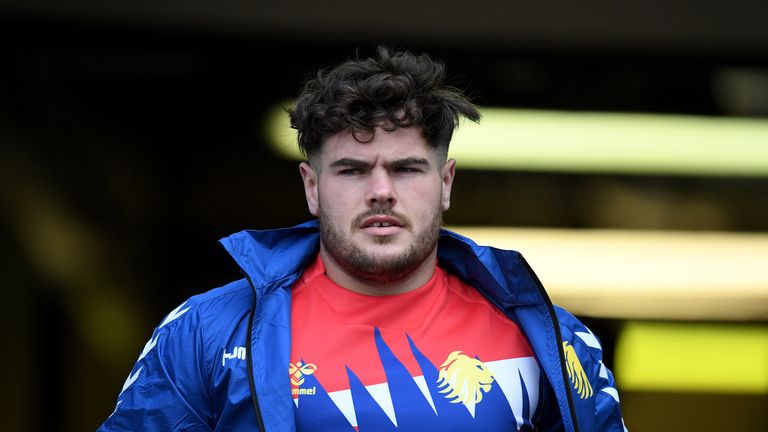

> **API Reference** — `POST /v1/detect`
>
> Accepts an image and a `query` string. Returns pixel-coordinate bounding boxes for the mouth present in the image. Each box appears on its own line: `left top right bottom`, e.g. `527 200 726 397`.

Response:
360 216 403 229
359 215 405 236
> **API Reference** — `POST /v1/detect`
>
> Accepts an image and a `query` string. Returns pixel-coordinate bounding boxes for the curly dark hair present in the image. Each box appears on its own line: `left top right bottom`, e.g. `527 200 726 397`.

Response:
289 47 481 160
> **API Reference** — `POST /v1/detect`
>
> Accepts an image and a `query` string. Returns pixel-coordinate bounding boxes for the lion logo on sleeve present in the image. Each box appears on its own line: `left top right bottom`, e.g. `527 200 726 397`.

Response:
562 341 593 399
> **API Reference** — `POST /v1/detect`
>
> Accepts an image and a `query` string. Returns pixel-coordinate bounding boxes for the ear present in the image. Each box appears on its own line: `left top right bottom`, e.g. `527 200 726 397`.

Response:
440 158 456 212
299 162 320 216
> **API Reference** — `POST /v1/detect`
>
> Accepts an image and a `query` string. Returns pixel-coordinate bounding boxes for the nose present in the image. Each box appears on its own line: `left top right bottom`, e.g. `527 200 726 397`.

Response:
366 169 396 208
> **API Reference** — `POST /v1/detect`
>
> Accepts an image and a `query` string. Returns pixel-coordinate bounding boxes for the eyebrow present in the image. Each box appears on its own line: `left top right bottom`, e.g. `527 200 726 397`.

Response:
389 157 430 169
328 157 431 170
329 158 372 170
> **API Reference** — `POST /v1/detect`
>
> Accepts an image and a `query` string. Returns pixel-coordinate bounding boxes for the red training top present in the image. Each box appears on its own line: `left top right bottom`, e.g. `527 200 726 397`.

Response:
290 255 541 431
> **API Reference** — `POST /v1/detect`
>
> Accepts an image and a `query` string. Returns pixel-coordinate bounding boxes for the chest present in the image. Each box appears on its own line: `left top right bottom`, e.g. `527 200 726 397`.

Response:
289 278 541 431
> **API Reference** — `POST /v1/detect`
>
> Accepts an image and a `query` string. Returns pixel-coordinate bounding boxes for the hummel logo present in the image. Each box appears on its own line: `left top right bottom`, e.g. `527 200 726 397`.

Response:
289 361 317 386
222 346 246 366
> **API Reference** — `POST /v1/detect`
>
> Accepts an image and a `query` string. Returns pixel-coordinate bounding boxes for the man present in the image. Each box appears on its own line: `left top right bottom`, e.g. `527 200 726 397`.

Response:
99 48 627 431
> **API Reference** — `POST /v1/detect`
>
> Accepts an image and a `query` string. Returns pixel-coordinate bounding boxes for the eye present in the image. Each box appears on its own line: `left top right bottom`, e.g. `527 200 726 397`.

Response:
338 168 364 176
395 166 421 173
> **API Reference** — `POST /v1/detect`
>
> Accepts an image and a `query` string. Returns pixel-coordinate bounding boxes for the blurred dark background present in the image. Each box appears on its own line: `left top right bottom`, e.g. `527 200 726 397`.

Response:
1 1 767 431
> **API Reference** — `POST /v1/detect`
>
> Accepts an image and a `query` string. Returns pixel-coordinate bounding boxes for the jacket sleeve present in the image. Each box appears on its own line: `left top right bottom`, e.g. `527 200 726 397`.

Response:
555 307 628 432
97 301 214 432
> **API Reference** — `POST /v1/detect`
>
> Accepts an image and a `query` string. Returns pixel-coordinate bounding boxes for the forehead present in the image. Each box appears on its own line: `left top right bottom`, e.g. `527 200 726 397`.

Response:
317 127 437 164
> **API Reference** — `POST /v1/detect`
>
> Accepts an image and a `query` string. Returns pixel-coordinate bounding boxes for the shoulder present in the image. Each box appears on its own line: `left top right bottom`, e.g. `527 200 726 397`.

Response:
553 305 605 361
185 278 253 318
155 278 254 347
149 279 252 332
138 278 254 377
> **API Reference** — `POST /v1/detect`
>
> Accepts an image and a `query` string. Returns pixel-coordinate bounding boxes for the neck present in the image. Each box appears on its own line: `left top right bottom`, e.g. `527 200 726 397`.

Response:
319 247 438 296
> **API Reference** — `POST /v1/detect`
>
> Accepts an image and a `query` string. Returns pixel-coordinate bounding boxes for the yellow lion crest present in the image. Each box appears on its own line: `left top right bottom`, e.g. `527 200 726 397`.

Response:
562 341 593 399
436 351 495 405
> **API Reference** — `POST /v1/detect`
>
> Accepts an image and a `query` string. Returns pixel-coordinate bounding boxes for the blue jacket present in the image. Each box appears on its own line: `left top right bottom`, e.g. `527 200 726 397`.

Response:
99 221 627 431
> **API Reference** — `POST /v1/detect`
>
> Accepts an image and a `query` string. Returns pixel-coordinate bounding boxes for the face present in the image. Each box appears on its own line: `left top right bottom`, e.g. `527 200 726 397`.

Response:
299 127 455 284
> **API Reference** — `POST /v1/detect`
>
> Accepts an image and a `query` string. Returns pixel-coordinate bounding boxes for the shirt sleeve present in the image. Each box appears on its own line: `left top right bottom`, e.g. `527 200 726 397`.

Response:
97 301 214 432
556 307 629 432
592 355 628 432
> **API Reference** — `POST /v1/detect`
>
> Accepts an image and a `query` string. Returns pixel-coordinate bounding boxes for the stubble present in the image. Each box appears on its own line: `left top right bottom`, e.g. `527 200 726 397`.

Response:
319 206 443 284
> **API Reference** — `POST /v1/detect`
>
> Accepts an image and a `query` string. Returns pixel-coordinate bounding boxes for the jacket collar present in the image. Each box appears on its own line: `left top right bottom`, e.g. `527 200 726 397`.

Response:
219 220 320 288
220 220 545 307
220 220 573 430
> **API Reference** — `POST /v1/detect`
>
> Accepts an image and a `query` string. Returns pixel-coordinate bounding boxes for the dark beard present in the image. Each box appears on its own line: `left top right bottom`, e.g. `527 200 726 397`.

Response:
319 208 442 284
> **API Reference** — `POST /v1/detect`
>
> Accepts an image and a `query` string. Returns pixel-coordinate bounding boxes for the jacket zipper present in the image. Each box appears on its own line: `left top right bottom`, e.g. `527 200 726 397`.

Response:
243 272 267 432
520 256 580 432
